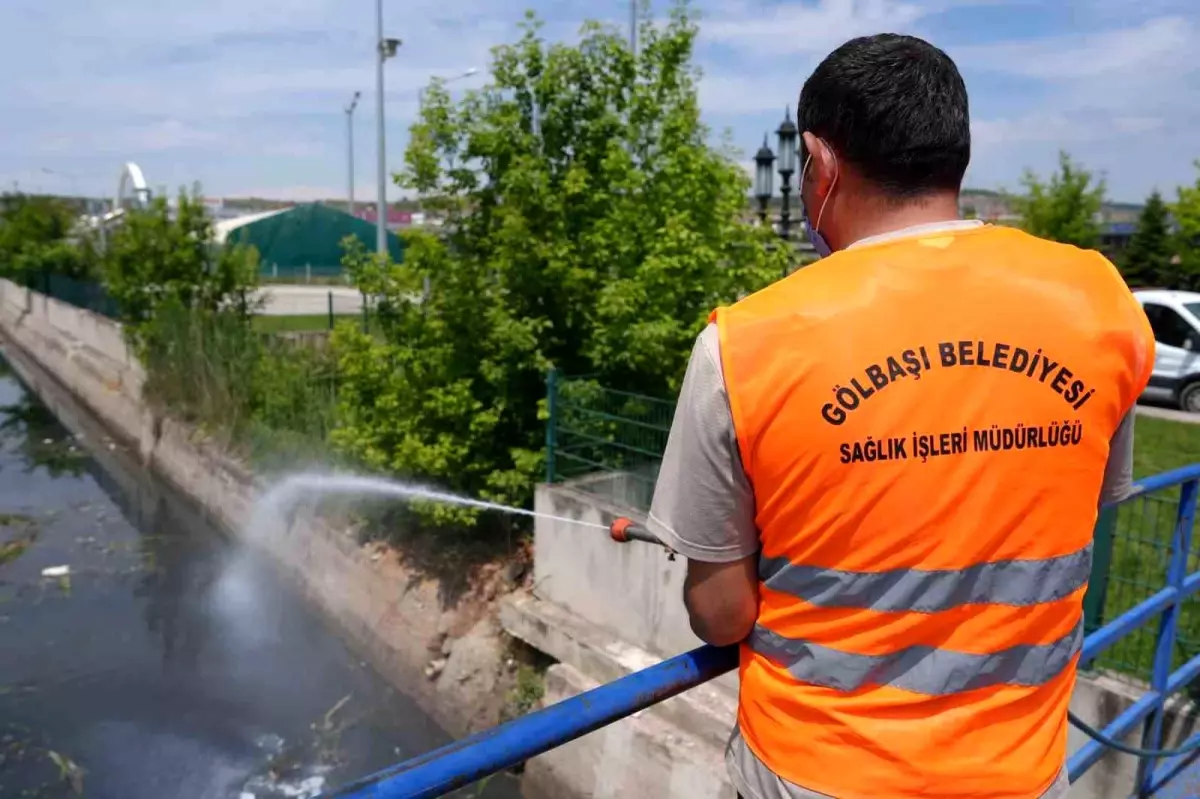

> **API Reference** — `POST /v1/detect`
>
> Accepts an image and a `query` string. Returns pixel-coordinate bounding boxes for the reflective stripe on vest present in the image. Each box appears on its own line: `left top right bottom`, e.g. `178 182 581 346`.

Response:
759 542 1092 612
748 618 1083 695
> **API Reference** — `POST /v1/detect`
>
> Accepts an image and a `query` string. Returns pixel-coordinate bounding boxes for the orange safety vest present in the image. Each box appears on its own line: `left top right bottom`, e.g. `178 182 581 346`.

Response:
711 225 1154 799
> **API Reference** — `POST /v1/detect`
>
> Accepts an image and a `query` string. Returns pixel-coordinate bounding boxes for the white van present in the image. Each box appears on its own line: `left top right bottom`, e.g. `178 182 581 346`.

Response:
1133 289 1200 412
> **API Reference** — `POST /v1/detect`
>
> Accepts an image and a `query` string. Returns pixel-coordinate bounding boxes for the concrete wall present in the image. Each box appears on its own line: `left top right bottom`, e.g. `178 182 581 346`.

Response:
533 479 699 659
0 279 509 741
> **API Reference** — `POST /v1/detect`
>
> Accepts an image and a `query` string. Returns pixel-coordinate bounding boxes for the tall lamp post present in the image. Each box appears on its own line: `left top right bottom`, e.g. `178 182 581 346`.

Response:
375 0 402 256
345 91 361 217
753 109 801 278
775 108 798 243
418 68 479 105
753 136 775 228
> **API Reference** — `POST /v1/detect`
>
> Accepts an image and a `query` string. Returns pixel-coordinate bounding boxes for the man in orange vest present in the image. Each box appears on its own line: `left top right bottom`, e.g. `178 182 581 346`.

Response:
646 33 1154 799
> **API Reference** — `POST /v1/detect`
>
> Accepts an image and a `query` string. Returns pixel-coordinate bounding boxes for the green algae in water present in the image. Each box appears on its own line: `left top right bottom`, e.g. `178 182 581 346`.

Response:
0 513 38 567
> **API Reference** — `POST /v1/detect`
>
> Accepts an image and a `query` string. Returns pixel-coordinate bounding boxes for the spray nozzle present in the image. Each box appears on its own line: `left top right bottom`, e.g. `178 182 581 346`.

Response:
609 517 676 560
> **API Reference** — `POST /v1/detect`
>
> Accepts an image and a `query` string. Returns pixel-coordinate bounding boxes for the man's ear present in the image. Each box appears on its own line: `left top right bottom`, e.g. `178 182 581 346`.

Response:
800 131 836 195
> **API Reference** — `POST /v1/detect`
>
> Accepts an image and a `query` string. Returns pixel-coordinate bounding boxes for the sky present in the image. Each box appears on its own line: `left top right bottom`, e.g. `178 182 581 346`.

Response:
0 0 1197 204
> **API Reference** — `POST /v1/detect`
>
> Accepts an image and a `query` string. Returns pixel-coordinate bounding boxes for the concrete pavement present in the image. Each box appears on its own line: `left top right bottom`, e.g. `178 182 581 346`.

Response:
254 284 363 316
1136 403 1200 424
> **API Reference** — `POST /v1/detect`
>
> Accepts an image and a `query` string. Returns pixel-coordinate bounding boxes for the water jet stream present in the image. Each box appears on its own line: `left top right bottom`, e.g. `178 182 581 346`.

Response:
254 473 610 532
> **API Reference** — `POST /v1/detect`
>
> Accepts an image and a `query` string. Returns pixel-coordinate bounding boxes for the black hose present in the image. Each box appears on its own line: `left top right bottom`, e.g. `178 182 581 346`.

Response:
1068 710 1200 758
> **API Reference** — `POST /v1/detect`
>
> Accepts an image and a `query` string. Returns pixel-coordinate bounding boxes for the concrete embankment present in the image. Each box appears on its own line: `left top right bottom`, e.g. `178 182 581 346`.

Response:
1 279 1197 799
0 281 515 746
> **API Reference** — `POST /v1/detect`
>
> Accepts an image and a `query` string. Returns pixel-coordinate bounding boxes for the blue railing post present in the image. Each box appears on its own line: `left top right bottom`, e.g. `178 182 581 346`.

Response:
545 367 558 485
321 645 738 799
1137 478 1198 797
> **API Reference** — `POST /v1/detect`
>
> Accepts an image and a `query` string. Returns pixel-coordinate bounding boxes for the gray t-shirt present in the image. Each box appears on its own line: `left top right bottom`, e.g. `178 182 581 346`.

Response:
646 221 1135 799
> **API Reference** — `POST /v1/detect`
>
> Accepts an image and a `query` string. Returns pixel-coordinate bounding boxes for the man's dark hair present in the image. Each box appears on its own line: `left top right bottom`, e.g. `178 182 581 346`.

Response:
798 34 970 198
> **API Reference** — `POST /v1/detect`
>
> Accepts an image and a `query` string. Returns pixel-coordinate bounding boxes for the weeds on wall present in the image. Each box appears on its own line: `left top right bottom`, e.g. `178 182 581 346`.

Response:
139 300 339 469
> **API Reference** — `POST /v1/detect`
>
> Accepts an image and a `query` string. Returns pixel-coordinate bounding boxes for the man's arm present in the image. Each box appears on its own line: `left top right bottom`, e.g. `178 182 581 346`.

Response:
647 325 759 647
681 557 758 646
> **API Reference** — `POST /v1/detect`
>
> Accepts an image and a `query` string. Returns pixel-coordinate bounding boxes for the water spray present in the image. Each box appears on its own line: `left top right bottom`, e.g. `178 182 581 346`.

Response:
253 472 611 533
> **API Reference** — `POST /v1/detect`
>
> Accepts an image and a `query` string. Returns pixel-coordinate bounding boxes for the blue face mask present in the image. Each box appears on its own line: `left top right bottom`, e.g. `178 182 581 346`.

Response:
803 207 833 259
801 146 838 259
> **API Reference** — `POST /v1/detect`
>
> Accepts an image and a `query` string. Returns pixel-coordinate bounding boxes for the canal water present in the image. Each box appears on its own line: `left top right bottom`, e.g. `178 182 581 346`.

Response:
0 351 519 799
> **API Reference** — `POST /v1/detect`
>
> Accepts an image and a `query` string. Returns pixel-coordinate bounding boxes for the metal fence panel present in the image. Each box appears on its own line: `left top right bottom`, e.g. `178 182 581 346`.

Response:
35 273 120 319
545 370 673 513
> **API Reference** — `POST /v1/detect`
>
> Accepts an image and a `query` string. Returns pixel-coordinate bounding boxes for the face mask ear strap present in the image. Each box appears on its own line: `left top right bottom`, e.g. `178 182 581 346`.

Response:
814 141 839 232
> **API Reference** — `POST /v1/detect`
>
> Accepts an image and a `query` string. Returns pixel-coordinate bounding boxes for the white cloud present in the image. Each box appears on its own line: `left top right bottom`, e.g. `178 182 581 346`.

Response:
956 15 1194 79
699 74 800 115
702 0 929 57
959 11 1200 199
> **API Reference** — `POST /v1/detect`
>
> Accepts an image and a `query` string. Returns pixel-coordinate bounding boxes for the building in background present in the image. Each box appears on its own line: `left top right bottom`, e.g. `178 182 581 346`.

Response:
354 207 413 232
213 203 404 281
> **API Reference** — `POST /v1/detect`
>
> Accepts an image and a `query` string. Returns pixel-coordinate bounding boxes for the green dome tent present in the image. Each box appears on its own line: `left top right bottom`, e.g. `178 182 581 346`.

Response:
215 203 404 278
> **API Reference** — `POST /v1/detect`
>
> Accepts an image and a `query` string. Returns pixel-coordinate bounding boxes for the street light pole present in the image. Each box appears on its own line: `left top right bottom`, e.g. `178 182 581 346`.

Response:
753 136 775 228
375 0 387 255
346 91 361 217
774 109 799 278
775 108 798 244
417 68 479 106
630 0 637 57
375 0 401 257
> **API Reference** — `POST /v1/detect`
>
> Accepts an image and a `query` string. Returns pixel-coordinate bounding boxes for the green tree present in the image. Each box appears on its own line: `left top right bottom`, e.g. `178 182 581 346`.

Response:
1010 151 1106 248
332 2 786 527
1121 190 1173 287
102 187 260 340
0 193 96 283
1172 161 1200 290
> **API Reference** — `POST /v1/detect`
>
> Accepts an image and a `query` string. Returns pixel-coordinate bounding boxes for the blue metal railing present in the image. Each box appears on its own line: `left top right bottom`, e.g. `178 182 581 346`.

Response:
324 464 1200 799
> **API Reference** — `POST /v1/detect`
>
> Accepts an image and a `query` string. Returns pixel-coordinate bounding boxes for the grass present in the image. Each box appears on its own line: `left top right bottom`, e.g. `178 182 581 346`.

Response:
1131 414 1200 478
253 314 363 334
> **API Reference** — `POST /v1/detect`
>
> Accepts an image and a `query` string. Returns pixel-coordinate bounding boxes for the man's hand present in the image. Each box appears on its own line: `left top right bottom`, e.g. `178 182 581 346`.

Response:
683 554 759 646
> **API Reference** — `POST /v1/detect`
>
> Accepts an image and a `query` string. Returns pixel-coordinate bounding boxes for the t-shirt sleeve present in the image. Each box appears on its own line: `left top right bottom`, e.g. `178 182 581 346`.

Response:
646 324 759 563
1099 411 1136 506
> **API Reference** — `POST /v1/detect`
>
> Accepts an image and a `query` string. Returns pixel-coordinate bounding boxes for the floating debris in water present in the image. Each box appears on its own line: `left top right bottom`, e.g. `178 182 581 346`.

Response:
255 733 286 756
41 565 70 578
0 537 33 566
0 512 37 530
0 512 39 566
46 749 86 795
0 682 37 696
241 772 328 799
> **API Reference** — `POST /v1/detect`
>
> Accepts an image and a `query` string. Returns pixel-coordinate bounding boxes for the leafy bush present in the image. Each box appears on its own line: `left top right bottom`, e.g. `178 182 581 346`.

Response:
140 299 338 465
332 2 786 528
102 187 259 342
0 193 99 283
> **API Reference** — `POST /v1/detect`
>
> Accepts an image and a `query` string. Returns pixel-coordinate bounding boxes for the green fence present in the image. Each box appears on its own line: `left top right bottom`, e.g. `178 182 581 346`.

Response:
28 273 120 319
1086 487 1200 686
544 370 673 513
